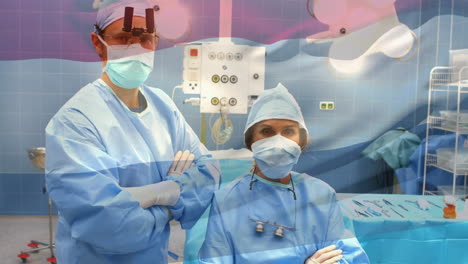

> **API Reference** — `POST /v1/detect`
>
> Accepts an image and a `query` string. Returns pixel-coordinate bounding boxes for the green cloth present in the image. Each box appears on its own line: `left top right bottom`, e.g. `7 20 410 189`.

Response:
362 128 421 169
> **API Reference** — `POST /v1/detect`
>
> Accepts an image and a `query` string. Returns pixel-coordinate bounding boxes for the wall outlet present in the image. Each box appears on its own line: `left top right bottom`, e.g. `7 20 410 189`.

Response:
320 101 335 110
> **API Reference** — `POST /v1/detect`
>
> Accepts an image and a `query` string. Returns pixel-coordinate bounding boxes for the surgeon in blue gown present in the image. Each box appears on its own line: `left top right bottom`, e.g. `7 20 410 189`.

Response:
45 1 219 263
199 84 368 264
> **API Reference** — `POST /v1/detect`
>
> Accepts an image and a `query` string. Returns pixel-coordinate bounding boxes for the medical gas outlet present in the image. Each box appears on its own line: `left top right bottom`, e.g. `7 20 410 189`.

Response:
221 75 229 83
211 97 220 105
209 97 237 106
181 42 266 114
229 98 237 106
211 74 238 84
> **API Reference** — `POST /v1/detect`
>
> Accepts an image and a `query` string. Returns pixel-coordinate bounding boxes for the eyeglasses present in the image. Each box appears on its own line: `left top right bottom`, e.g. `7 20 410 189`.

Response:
101 32 159 49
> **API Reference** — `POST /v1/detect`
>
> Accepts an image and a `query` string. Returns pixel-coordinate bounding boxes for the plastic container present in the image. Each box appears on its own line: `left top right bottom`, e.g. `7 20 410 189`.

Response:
439 110 468 121
437 185 468 198
439 110 468 130
449 49 468 83
436 148 468 173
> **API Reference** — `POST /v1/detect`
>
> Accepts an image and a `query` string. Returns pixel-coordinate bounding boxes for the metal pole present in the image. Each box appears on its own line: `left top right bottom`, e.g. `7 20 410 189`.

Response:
48 198 55 257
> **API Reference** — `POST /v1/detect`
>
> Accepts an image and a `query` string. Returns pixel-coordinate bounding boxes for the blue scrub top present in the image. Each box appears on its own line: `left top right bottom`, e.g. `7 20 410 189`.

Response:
46 79 219 264
199 173 369 264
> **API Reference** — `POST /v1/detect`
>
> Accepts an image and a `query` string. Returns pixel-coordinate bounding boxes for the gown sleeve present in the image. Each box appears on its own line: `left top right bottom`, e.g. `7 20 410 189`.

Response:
46 109 171 255
166 101 221 229
198 193 235 264
322 192 370 264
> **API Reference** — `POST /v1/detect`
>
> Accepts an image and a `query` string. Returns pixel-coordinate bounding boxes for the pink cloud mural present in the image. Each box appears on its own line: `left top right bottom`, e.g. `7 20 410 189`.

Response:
0 0 423 62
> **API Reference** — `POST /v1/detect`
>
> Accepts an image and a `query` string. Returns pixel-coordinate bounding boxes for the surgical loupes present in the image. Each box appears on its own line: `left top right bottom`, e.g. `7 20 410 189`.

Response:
249 217 267 233
273 224 294 238
249 217 294 238
122 6 155 36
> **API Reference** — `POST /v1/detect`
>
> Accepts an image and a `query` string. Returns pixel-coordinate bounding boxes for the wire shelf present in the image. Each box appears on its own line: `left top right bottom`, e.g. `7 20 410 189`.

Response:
427 116 468 134
426 153 468 175
429 67 468 87
424 66 468 196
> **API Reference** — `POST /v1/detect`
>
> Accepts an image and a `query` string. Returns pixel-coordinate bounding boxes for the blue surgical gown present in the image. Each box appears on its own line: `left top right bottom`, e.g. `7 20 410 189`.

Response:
46 79 219 264
199 173 369 264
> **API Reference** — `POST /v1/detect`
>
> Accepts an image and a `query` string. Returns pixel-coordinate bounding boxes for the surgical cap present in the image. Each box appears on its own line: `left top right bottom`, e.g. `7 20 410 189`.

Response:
96 0 155 31
244 83 308 135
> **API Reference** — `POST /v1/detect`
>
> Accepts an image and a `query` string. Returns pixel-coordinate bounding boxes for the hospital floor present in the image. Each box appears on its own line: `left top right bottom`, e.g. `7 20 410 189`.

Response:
0 216 185 264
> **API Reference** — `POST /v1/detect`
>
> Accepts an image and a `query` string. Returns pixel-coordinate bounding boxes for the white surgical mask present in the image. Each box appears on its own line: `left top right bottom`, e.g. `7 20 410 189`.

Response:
98 35 154 89
252 135 302 179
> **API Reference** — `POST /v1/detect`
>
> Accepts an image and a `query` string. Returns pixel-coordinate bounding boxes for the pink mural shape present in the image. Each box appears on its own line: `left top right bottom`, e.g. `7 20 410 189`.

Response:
308 0 398 40
0 0 423 62
154 0 191 41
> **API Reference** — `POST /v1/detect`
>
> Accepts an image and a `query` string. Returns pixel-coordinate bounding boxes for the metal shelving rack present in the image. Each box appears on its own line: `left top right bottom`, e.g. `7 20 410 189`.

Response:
423 66 468 197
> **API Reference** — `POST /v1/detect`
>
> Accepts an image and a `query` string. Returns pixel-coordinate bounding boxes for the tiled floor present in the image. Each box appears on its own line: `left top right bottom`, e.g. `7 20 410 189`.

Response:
0 216 185 264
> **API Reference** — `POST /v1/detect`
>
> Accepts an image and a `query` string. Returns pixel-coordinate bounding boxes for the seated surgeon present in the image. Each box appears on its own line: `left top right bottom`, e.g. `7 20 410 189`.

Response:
199 84 368 264
45 0 219 263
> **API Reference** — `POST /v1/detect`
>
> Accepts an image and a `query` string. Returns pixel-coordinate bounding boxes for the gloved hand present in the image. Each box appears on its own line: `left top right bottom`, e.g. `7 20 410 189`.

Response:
305 245 343 264
167 150 195 176
122 181 181 209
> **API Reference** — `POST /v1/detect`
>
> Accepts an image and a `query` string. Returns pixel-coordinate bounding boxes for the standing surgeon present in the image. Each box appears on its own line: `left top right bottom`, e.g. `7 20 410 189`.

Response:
45 0 219 263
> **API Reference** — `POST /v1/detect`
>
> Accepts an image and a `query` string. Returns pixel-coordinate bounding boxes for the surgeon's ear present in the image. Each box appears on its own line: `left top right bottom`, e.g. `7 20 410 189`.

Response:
299 128 309 150
90 32 106 60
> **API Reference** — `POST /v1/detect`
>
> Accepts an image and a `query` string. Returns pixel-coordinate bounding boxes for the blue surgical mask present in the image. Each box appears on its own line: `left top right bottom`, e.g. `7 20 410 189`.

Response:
98 35 154 89
251 135 302 179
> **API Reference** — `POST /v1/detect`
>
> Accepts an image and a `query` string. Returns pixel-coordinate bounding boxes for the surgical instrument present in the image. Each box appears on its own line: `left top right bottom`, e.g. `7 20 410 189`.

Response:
405 199 430 210
390 207 404 218
382 199 394 206
366 207 382 217
398 204 409 211
364 199 383 208
405 200 424 210
381 209 391 217
352 201 374 217
355 209 369 218
353 200 366 208
427 200 442 208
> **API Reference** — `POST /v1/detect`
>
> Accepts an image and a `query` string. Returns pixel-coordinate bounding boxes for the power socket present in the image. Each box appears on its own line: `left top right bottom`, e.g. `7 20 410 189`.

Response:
320 101 335 110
